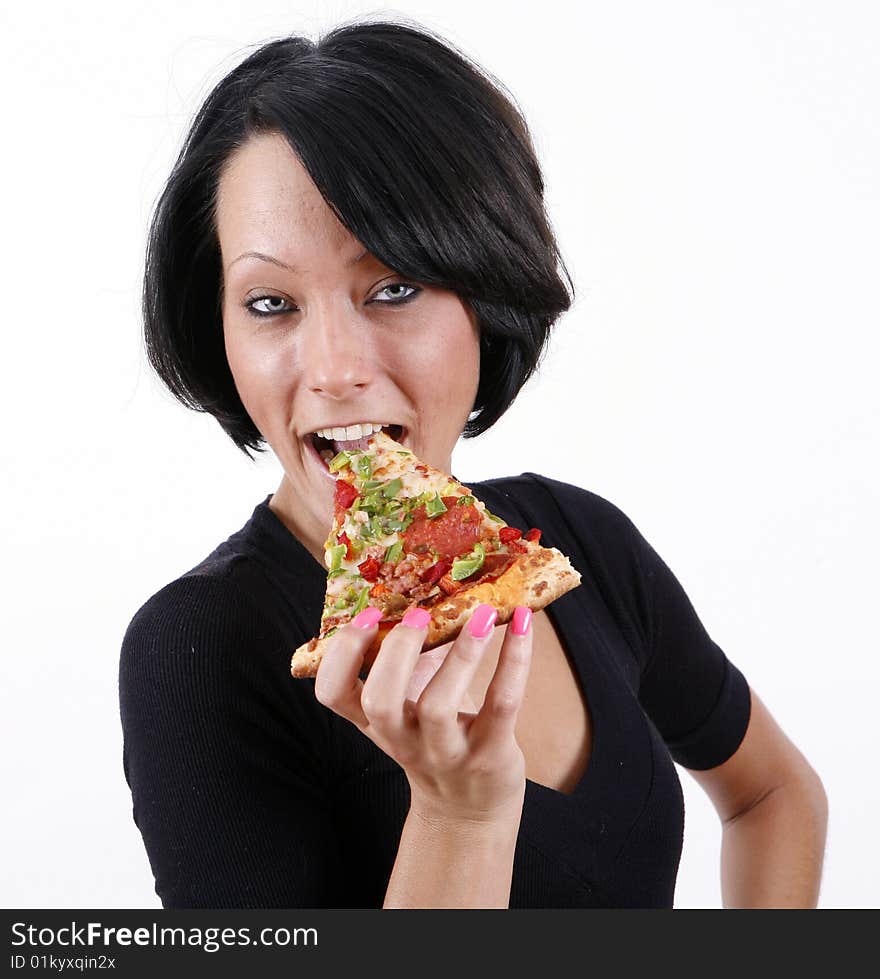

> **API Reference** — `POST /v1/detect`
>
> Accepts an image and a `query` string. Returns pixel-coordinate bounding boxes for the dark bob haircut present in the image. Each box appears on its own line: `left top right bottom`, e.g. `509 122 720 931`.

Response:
143 18 574 457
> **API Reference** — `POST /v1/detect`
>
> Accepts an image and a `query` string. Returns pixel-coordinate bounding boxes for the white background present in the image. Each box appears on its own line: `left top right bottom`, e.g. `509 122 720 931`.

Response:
2 0 877 909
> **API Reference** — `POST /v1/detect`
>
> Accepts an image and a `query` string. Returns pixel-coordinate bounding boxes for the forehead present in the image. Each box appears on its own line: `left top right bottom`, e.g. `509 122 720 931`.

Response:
216 133 354 256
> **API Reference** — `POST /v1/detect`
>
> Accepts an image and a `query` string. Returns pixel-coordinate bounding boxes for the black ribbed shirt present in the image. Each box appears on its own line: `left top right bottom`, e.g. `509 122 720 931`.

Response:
119 472 751 908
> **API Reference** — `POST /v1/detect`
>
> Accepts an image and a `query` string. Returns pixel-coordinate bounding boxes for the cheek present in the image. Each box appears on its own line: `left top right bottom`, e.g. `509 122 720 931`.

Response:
386 341 477 417
440 321 481 406
223 330 291 423
394 318 480 405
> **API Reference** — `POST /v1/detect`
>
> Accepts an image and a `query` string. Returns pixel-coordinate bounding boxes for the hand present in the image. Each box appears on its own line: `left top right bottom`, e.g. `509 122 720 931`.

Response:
314 603 534 824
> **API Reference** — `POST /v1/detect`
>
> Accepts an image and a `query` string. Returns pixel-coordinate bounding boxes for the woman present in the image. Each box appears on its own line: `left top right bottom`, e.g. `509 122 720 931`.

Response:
120 20 827 908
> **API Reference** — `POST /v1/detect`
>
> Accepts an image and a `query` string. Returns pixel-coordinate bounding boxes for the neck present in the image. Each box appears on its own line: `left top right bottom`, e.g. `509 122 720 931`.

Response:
268 475 330 569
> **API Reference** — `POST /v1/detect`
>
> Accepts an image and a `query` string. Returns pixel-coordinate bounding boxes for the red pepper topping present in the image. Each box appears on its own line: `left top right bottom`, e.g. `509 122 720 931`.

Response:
525 528 542 543
499 526 522 544
334 479 357 511
358 555 381 582
419 558 452 585
438 573 463 595
336 530 356 561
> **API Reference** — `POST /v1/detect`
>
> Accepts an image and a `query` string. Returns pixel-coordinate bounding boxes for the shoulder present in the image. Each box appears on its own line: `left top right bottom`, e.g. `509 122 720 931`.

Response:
472 471 646 566
471 470 658 661
118 563 331 757
121 566 281 660
118 569 283 713
119 496 308 677
475 470 637 527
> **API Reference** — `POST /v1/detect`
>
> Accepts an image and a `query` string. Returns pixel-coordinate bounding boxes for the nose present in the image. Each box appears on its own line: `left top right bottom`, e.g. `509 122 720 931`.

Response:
298 300 375 399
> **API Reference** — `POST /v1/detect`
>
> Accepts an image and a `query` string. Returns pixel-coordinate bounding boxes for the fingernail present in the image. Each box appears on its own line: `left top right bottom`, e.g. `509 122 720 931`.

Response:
401 606 431 629
352 606 382 629
468 603 497 639
511 605 532 636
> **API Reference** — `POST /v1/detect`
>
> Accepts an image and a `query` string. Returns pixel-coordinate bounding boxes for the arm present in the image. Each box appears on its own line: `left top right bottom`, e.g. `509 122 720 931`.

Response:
618 507 827 907
384 797 523 908
687 686 828 908
119 576 344 907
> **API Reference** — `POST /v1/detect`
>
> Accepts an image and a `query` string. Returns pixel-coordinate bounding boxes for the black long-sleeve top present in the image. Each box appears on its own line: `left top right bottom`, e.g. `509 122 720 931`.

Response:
118 472 751 908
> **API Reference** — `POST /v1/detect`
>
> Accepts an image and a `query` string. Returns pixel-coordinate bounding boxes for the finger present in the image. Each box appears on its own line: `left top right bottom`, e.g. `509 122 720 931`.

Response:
406 644 479 713
313 607 382 729
405 642 452 703
467 605 534 749
414 603 499 761
360 606 431 737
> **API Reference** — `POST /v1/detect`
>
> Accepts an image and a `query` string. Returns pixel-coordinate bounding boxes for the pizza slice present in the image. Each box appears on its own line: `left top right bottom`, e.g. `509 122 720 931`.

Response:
290 429 581 678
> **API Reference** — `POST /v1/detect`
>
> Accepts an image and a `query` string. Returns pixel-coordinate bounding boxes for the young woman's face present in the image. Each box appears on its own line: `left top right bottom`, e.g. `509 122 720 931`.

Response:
216 133 480 525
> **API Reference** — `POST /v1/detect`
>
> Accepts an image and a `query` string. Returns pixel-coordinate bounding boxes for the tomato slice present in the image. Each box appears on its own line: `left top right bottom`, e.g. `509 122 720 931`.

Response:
335 479 358 511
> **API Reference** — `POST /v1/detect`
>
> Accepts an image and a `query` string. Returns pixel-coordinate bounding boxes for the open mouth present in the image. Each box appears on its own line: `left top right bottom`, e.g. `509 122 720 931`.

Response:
307 424 406 473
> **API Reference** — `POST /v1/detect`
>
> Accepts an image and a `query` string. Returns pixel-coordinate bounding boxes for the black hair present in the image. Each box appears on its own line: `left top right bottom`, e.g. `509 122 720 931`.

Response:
142 17 574 457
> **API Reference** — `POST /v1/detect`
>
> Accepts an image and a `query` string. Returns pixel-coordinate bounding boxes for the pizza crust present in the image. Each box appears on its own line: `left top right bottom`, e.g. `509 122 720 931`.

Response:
290 544 581 678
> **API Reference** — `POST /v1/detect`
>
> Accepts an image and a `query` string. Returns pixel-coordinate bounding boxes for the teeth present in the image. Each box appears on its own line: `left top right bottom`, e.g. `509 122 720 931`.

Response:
315 422 387 441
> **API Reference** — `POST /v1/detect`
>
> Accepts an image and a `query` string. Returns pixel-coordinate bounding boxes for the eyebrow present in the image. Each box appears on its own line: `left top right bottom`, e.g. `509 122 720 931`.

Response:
227 248 369 273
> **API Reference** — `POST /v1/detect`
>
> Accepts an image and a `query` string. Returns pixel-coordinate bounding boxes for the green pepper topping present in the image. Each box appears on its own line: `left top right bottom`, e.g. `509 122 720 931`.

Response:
425 494 448 519
383 540 403 564
451 542 486 581
333 584 361 610
356 454 373 479
361 491 383 512
457 495 474 506
382 477 402 499
328 451 354 472
351 586 371 616
327 543 346 572
386 514 413 533
361 480 384 490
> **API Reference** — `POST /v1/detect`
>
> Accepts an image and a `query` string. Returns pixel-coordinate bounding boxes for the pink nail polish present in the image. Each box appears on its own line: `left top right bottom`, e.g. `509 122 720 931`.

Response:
467 603 497 639
352 606 382 629
511 605 532 636
401 606 431 629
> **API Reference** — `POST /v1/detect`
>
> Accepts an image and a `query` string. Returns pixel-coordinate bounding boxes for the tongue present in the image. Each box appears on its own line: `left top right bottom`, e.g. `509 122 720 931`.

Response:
332 435 374 453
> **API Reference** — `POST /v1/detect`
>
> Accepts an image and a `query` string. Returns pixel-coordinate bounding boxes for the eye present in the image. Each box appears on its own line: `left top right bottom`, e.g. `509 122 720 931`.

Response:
371 282 421 304
244 294 295 318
